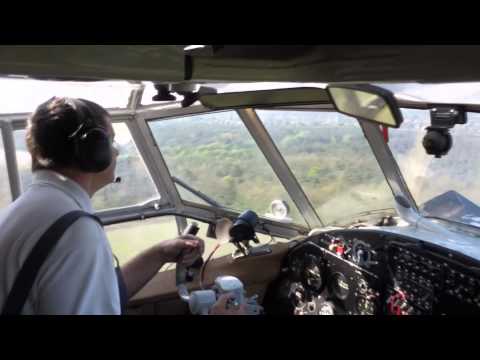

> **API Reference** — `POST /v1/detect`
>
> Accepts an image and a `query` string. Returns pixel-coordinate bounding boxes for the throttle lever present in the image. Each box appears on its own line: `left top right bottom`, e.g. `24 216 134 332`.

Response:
175 217 263 315
176 222 202 287
186 257 204 282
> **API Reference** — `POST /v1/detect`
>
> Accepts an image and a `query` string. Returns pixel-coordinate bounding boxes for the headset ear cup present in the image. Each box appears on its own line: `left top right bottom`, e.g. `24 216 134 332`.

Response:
76 128 112 172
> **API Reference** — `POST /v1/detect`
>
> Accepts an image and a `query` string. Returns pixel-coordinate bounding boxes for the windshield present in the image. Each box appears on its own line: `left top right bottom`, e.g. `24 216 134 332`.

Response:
147 109 396 227
147 111 307 226
389 109 480 228
256 110 395 225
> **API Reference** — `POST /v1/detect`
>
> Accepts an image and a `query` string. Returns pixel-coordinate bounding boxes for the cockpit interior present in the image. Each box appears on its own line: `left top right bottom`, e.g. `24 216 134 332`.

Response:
1 45 480 315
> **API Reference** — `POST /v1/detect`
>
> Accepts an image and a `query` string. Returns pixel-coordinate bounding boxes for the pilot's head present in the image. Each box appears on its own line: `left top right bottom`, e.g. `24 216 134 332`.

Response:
26 97 119 193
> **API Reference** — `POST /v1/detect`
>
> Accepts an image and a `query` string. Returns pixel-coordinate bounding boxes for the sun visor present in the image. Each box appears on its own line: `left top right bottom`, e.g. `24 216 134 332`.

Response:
200 87 330 109
0 45 186 82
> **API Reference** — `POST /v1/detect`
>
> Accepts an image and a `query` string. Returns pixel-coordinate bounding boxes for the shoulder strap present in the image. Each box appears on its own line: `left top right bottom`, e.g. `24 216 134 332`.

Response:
113 255 128 315
2 210 102 315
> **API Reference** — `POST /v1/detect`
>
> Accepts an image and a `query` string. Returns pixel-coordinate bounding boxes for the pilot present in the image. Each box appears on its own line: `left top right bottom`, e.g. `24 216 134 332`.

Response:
0 97 245 315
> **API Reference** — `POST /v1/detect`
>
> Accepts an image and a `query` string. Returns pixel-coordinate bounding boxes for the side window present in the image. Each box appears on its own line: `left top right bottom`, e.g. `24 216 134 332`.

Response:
107 215 285 273
14 123 160 211
92 123 159 210
106 216 258 271
105 216 179 266
0 133 12 208
14 129 33 191
147 111 307 226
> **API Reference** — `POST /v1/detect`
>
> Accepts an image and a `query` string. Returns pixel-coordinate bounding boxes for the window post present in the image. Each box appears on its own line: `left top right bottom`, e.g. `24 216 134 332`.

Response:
0 121 22 200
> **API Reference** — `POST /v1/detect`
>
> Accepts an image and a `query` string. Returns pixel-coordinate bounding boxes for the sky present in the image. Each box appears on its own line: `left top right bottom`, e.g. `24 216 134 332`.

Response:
3 77 480 117
0 78 133 113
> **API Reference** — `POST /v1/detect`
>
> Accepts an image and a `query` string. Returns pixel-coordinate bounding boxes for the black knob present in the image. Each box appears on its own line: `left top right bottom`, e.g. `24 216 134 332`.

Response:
183 223 200 236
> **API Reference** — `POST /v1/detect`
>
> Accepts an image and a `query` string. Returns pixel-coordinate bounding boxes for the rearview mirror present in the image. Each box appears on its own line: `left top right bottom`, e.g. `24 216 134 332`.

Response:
326 84 403 128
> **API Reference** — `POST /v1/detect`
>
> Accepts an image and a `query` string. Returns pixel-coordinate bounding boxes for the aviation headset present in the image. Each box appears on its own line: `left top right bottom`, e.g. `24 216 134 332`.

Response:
63 98 113 173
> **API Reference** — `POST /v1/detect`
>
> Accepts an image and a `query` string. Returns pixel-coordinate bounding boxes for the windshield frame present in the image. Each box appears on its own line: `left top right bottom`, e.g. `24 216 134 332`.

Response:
355 118 420 223
387 104 480 230
328 207 398 227
140 103 419 230
4 85 461 234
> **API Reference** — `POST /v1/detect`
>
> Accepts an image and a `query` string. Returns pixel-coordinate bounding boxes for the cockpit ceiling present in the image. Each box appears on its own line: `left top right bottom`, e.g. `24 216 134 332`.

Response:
190 46 480 84
1 45 480 84
0 45 186 82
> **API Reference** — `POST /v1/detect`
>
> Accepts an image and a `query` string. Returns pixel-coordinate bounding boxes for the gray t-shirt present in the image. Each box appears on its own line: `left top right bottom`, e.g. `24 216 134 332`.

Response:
0 170 121 314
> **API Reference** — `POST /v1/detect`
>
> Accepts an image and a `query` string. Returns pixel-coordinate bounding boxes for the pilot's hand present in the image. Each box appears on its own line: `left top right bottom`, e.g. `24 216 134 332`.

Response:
157 235 205 264
209 293 247 315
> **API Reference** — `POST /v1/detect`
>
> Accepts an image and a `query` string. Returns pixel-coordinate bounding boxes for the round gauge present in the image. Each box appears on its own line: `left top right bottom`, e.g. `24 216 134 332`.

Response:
351 240 372 267
303 255 325 292
290 257 303 280
356 297 375 315
357 279 369 295
318 300 335 315
329 272 350 300
288 282 306 308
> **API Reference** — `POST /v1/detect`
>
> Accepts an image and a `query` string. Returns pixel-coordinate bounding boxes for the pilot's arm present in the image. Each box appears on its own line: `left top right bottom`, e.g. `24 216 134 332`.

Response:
120 234 204 299
120 236 247 315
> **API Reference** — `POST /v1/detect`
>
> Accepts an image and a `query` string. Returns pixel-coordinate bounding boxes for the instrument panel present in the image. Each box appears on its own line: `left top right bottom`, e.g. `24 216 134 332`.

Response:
269 229 480 315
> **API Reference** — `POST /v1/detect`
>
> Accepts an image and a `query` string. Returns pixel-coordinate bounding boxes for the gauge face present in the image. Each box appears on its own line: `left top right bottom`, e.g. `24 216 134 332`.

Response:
330 272 350 300
303 255 324 292
289 282 306 307
351 240 372 267
290 257 303 280
318 301 335 315
356 297 375 315
357 279 369 295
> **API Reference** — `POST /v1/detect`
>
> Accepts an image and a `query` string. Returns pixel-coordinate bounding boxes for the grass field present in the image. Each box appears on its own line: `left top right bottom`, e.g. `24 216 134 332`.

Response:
105 216 275 268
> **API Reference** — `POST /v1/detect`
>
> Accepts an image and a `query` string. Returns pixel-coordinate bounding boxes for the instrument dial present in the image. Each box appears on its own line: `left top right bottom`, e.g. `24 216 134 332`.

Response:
330 272 350 300
303 255 325 292
356 297 376 315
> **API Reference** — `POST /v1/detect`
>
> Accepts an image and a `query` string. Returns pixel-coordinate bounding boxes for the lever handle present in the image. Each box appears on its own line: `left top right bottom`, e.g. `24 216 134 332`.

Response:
181 222 203 282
